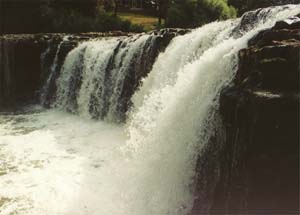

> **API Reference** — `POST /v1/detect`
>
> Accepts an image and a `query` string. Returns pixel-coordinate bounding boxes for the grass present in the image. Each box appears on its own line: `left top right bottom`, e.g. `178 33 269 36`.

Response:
118 12 160 32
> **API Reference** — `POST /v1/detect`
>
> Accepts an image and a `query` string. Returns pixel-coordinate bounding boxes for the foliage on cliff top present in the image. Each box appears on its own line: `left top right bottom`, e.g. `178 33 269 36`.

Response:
1 0 144 33
41 7 144 33
166 0 237 28
2 0 297 33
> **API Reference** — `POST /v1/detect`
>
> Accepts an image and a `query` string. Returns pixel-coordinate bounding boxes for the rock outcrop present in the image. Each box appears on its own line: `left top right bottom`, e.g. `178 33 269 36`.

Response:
193 16 299 214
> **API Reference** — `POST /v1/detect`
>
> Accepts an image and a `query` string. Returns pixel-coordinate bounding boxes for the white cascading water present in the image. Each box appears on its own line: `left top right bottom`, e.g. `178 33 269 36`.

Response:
40 36 69 106
55 38 121 116
55 34 158 122
0 5 299 215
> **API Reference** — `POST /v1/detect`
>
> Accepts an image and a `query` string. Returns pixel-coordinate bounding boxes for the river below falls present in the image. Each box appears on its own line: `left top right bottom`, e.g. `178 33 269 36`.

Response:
0 106 128 215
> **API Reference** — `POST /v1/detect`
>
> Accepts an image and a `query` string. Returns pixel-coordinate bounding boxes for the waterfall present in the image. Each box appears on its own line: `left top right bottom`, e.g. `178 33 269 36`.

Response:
40 36 70 106
2 4 298 215
121 5 300 215
53 34 160 122
45 5 300 125
55 38 120 116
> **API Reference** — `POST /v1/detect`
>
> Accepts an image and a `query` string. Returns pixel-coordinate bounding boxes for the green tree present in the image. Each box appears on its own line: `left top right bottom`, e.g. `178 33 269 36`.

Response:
196 0 237 24
166 0 197 28
166 0 237 28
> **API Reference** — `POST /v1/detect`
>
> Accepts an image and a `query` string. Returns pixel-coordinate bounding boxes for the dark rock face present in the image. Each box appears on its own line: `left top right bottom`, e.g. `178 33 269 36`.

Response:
193 16 299 214
0 35 46 108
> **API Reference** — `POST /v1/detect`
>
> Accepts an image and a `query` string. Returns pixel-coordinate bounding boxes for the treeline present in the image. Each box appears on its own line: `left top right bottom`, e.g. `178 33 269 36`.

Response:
164 0 299 28
0 0 144 34
0 0 298 34
101 0 237 28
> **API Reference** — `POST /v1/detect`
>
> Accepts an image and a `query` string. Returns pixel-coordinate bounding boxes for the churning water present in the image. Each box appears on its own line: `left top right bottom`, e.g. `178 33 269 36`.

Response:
1 5 299 215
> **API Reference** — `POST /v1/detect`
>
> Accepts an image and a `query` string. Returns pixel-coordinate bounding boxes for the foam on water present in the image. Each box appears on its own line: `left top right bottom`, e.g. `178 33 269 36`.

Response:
0 108 126 215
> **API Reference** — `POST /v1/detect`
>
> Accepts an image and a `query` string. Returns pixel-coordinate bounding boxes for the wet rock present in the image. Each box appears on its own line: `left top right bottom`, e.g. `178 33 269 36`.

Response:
248 14 300 47
205 16 299 214
0 35 45 108
274 15 300 30
152 28 191 51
